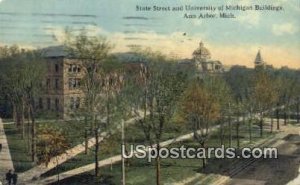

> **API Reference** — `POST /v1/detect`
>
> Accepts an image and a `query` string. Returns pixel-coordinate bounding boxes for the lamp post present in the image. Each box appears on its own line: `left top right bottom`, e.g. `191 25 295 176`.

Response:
95 127 100 177
121 119 126 185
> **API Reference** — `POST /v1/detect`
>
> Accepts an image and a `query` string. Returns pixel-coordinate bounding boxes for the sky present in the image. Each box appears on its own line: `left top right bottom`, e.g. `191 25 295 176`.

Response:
0 0 299 68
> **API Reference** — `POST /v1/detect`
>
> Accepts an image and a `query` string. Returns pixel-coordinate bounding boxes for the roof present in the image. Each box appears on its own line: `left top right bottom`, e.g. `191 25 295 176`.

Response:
192 42 211 60
40 45 69 58
254 50 264 64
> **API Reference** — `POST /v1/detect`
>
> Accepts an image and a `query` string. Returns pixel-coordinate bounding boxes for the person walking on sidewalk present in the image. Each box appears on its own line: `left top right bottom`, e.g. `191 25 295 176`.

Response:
5 170 12 185
11 171 17 185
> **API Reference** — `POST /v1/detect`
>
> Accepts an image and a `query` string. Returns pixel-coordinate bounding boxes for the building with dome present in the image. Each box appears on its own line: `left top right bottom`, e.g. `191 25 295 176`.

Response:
192 42 223 73
178 41 224 74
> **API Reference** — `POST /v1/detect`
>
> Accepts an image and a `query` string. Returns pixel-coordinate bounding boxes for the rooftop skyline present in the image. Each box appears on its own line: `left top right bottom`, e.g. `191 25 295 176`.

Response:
0 0 299 68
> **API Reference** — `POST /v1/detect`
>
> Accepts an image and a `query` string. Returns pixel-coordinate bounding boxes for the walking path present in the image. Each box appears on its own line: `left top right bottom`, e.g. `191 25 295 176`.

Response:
26 125 220 185
0 118 14 182
19 110 146 182
32 118 289 185
17 100 299 184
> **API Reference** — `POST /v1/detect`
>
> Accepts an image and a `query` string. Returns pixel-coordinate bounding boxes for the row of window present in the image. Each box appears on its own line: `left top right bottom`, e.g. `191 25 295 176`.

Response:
38 98 59 111
69 78 81 89
52 63 81 73
37 97 81 111
68 64 81 73
45 78 81 90
46 78 60 90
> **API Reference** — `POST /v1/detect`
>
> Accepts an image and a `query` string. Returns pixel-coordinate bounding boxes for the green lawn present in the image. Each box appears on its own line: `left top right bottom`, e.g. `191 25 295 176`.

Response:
49 123 275 185
3 118 91 172
3 116 277 183
4 124 34 172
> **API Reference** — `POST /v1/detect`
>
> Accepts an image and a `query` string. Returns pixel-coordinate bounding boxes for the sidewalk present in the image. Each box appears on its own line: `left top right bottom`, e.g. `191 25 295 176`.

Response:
0 118 14 182
19 110 147 182
32 125 221 185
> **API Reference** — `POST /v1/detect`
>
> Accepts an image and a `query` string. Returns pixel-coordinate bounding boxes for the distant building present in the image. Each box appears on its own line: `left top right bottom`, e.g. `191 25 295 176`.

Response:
178 41 224 74
38 46 83 119
254 50 266 69
193 42 223 73
38 42 223 119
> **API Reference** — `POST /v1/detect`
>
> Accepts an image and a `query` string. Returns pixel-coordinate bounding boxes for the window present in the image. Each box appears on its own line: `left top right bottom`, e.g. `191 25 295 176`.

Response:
46 79 50 89
55 98 59 111
72 65 77 72
55 64 59 73
75 97 80 109
68 78 80 90
76 79 81 88
69 78 75 89
70 97 74 110
68 64 72 72
39 98 43 109
55 79 59 90
47 98 51 110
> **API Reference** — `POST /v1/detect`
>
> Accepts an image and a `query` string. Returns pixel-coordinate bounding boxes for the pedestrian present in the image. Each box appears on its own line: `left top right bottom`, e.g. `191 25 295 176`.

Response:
5 170 12 185
11 171 17 185
0 143 2 152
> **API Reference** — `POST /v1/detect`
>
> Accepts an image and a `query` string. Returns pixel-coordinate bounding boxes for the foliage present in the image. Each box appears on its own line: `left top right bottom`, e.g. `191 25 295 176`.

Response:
181 79 220 144
36 124 69 167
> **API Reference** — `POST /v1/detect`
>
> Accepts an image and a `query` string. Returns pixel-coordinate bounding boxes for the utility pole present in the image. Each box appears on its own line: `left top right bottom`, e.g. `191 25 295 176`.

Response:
121 120 126 185
85 128 88 154
228 103 232 148
95 127 100 177
297 97 300 123
276 103 280 130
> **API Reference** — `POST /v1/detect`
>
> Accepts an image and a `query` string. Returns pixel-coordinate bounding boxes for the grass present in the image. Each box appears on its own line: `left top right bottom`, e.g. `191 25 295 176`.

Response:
45 120 276 185
3 115 281 183
4 124 34 172
3 118 93 172
42 121 189 177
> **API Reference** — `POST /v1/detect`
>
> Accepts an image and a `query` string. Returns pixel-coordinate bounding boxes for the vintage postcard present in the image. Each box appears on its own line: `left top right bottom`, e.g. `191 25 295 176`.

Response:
0 0 299 185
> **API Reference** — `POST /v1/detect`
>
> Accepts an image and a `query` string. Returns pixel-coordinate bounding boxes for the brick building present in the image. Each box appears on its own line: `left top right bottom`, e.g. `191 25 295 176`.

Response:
38 46 83 119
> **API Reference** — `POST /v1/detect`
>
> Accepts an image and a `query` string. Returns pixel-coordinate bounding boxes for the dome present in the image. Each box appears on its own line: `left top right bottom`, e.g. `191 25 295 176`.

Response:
193 42 211 60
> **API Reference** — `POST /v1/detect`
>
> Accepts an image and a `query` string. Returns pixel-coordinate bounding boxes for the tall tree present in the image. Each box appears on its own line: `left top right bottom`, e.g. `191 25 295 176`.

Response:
252 71 278 137
181 78 220 169
129 50 188 185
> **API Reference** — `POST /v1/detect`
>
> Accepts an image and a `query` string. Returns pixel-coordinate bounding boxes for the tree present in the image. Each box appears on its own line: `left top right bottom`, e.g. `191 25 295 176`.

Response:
0 46 46 161
128 50 188 185
275 68 300 125
36 124 69 182
204 75 232 146
181 78 220 169
64 31 124 177
252 71 278 137
225 66 255 143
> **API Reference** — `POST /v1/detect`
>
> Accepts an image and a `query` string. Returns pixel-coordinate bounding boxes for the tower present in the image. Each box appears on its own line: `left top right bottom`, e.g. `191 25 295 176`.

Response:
254 50 265 69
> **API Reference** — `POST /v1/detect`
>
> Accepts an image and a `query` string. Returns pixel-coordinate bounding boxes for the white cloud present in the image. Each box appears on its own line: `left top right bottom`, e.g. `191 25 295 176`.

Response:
44 25 300 69
228 0 261 27
236 11 261 27
272 23 298 36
